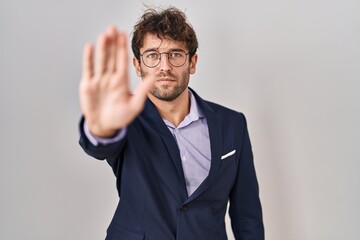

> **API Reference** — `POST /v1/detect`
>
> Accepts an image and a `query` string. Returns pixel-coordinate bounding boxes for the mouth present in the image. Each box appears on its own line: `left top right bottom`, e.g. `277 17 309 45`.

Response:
158 77 175 82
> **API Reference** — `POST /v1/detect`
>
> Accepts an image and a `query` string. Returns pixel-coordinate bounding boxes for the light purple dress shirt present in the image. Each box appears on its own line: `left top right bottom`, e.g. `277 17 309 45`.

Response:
84 90 211 196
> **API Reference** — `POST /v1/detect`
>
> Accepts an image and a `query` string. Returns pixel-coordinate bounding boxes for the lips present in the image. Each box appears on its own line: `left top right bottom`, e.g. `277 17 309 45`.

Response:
158 77 175 81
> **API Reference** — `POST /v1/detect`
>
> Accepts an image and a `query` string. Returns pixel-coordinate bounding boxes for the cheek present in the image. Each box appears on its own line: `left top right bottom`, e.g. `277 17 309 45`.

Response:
180 68 191 82
139 66 151 77
140 68 146 77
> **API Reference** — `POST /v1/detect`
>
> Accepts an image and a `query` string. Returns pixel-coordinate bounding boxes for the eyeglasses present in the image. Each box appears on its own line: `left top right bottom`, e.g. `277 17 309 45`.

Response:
140 49 189 68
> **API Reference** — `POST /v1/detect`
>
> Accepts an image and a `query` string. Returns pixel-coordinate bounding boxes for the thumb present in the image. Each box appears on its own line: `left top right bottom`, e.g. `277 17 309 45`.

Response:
130 76 156 113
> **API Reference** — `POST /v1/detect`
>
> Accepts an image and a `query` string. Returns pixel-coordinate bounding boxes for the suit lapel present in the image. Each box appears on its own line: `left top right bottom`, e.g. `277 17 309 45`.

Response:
143 100 188 201
185 91 223 203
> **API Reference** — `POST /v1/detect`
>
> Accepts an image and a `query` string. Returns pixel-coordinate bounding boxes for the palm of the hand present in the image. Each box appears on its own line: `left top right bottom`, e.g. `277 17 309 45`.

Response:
79 26 155 137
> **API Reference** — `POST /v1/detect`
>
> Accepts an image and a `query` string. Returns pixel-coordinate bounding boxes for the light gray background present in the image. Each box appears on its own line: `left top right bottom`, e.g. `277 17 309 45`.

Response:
1 0 359 239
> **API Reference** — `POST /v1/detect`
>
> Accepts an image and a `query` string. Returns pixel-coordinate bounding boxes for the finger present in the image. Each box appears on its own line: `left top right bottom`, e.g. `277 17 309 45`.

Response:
115 31 129 80
94 33 107 76
106 26 118 73
82 43 94 80
130 76 157 113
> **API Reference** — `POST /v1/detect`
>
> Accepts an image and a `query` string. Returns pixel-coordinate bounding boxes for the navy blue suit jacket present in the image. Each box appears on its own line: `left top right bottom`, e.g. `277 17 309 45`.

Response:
79 89 264 240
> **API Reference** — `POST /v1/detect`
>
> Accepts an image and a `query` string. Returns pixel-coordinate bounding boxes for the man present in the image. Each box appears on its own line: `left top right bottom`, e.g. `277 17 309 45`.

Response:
79 7 264 240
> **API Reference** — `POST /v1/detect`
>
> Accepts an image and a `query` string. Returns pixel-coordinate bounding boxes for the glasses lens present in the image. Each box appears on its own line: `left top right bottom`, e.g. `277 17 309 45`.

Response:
142 50 160 68
168 50 187 67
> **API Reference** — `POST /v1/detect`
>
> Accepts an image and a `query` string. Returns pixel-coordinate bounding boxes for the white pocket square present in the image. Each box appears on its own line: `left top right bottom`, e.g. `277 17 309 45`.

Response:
221 150 236 160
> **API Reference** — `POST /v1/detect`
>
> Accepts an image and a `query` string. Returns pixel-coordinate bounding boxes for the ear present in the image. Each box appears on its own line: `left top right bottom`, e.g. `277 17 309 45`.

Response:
133 57 142 77
189 54 198 74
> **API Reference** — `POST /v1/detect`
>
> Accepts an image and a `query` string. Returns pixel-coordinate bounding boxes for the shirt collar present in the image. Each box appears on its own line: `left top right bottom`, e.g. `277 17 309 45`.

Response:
163 89 205 129
188 88 205 120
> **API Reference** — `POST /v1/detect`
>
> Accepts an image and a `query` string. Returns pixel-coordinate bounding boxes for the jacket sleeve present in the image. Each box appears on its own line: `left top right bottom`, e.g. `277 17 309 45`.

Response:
78 117 127 170
229 114 265 239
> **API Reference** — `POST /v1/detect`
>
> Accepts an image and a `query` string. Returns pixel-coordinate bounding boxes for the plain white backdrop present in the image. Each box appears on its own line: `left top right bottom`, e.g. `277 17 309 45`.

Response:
1 0 359 239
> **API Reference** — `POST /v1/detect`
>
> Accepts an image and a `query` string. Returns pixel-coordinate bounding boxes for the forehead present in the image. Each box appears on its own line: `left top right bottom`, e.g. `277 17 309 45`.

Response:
141 33 187 51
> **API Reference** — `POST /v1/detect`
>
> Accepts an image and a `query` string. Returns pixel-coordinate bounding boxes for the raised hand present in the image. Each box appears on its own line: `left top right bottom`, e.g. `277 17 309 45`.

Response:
79 26 155 137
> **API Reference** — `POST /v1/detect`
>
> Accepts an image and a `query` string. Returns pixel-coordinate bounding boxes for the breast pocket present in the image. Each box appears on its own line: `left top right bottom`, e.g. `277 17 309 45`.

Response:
221 150 236 161
219 150 237 170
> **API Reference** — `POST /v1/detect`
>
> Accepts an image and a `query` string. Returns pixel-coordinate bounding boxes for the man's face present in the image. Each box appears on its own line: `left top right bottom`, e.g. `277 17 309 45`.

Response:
133 34 197 101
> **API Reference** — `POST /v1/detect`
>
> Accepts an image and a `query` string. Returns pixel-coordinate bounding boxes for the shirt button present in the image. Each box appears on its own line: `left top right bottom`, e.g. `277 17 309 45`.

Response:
180 205 188 212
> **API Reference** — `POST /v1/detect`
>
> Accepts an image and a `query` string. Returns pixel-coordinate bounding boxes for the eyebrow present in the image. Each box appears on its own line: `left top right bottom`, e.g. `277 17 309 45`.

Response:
143 48 186 52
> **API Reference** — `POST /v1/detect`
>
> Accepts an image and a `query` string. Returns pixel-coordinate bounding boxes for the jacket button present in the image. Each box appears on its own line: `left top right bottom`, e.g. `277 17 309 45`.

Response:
180 205 188 212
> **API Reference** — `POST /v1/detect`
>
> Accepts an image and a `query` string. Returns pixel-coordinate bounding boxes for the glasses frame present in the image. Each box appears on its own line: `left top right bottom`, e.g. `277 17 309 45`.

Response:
140 49 189 68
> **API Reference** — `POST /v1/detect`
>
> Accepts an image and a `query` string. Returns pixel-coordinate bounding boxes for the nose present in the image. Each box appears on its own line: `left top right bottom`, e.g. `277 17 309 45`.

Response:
159 53 172 72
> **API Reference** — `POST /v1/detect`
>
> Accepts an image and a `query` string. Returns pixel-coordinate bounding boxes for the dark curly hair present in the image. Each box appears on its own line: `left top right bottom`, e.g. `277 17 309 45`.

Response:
131 7 198 61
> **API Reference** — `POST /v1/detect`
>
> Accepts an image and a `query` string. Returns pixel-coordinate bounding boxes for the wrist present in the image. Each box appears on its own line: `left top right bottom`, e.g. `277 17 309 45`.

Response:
87 123 119 138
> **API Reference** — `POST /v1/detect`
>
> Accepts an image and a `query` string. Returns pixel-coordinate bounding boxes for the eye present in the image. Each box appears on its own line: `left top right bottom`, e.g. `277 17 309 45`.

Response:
170 51 185 58
145 51 159 59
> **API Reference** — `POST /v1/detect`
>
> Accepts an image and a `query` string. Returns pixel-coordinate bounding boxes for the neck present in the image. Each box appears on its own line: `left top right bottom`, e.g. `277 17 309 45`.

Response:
148 89 190 127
